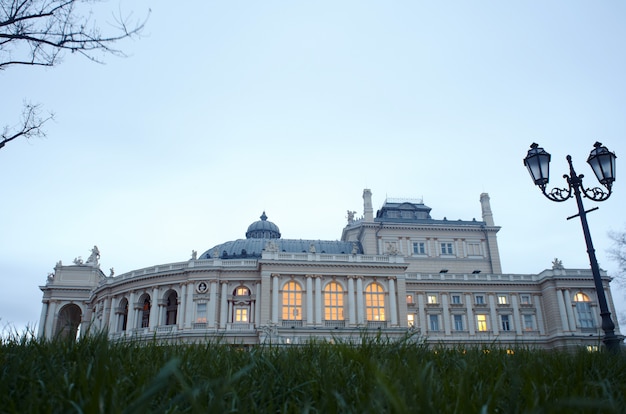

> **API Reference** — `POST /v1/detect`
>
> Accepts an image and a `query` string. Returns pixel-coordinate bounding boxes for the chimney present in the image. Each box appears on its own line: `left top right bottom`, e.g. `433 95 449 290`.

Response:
363 189 374 222
480 193 495 226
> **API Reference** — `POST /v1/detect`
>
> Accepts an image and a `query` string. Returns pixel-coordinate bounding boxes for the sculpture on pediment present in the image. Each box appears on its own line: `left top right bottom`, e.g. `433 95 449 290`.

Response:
264 240 279 253
109 267 115 277
191 250 197 260
386 242 399 255
86 245 100 266
309 243 316 253
552 258 564 270
212 249 219 258
352 242 359 254
347 210 356 223
73 257 83 265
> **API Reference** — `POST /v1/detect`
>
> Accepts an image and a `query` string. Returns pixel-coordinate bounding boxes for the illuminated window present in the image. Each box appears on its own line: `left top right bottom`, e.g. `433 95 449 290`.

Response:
476 314 488 332
235 287 250 296
440 242 454 255
523 314 534 331
500 314 511 331
365 283 385 321
453 314 463 331
498 295 508 305
586 345 599 352
429 315 439 331
196 303 207 323
574 293 594 328
235 308 248 322
141 297 151 328
427 294 438 304
282 281 302 320
406 294 414 304
407 314 415 327
412 242 426 255
324 282 344 321
451 295 462 305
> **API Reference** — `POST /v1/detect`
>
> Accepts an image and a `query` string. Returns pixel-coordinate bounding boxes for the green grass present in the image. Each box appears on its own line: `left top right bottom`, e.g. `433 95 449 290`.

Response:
1 331 625 413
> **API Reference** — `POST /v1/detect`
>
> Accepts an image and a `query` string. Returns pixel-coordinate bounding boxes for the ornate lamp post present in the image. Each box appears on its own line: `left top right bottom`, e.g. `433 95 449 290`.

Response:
523 142 621 352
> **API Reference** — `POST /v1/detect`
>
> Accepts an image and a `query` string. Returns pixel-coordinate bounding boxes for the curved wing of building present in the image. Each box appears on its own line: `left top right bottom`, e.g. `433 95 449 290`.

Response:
38 190 622 350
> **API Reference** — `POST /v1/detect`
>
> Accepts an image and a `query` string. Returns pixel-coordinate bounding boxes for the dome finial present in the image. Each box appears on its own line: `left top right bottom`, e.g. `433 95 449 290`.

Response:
260 211 268 221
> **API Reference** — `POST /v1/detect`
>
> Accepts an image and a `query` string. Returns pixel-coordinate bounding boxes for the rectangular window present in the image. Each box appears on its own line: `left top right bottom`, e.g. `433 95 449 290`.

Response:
453 314 464 331
440 242 454 255
576 303 594 328
520 294 531 305
235 308 248 322
429 315 440 331
476 314 488 332
196 303 207 323
498 295 508 305
466 242 482 256
475 295 485 305
407 314 415 327
427 294 438 304
451 295 462 305
412 242 426 255
501 315 511 331
523 314 534 331
406 294 414 304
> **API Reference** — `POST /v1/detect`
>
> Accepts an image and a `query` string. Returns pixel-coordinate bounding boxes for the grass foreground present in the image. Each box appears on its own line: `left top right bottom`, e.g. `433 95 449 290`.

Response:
1 332 625 413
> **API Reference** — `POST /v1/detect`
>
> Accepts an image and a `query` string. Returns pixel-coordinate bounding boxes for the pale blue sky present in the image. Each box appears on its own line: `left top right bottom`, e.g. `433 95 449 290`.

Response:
2 1 626 332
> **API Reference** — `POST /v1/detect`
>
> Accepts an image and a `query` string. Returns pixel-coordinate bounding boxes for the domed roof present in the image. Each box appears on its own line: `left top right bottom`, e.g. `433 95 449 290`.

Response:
246 212 281 239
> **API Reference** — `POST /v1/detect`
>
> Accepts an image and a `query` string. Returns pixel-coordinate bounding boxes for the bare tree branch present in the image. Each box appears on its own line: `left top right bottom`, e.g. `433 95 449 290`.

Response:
1 102 54 149
0 0 149 150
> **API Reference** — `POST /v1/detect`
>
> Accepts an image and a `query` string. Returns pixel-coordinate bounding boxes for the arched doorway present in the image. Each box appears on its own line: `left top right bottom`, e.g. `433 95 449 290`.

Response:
55 304 82 340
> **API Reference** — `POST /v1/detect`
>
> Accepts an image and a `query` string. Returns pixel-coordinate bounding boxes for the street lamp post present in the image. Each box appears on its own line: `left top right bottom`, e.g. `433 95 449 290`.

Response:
523 142 621 353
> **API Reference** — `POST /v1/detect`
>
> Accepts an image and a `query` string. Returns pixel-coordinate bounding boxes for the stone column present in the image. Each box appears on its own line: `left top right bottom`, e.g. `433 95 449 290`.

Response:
356 277 364 324
149 286 160 330
395 275 408 328
441 293 450 335
179 284 187 330
306 276 314 326
220 281 228 329
465 294 475 335
556 289 569 332
108 296 117 334
185 283 194 329
209 281 218 327
127 291 136 331
511 294 522 335
534 294 546 335
255 281 262 327
38 301 49 338
348 276 356 326
489 294 499 335
417 293 426 331
315 276 322 325
272 274 279 324
563 289 577 331
388 277 398 326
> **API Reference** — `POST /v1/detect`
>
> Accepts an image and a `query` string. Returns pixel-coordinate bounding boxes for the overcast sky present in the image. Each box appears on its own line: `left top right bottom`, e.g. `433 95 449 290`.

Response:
2 1 626 333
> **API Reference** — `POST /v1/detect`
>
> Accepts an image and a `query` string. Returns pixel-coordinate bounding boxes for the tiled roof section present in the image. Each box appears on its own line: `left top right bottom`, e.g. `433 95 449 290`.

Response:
374 200 484 226
199 239 362 259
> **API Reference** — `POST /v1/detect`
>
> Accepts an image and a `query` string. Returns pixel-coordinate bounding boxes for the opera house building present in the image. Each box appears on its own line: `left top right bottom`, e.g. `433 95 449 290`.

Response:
38 189 622 349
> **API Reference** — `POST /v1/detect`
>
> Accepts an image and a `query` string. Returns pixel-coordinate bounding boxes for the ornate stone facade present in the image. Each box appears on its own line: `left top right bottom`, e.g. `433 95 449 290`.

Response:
38 189 622 350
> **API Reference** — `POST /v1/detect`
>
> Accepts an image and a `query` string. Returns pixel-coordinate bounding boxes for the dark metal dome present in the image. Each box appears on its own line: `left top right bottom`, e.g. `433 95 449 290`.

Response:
245 212 281 239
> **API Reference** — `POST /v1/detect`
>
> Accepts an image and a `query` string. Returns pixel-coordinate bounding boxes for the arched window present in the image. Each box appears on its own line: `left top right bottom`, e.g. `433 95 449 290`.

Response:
232 286 251 323
118 298 129 332
574 292 594 328
235 286 250 296
324 282 344 321
55 304 82 340
365 283 385 321
282 281 302 320
165 291 178 326
140 296 151 328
